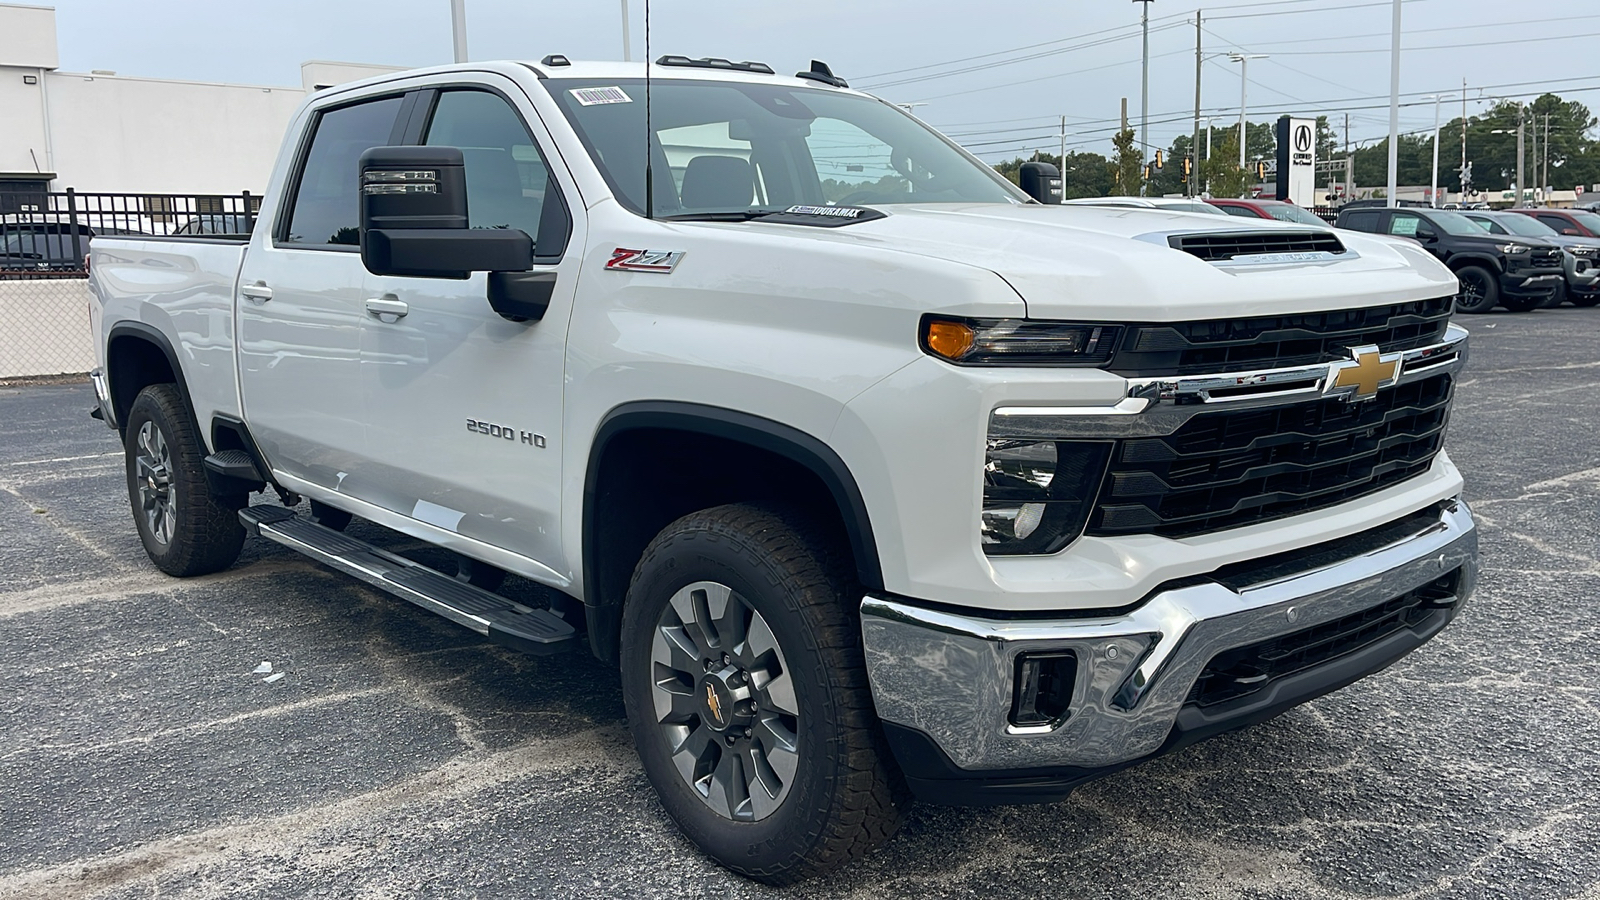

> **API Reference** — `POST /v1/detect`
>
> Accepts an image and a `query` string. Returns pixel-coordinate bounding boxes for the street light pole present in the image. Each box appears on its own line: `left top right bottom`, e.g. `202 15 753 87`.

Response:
1228 53 1267 171
1385 0 1401 208
450 0 469 63
620 0 631 61
1423 94 1451 207
1191 10 1201 198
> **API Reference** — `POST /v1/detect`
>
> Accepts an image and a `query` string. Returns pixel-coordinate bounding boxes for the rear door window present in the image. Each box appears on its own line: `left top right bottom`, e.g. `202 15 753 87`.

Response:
1340 210 1380 232
283 96 406 246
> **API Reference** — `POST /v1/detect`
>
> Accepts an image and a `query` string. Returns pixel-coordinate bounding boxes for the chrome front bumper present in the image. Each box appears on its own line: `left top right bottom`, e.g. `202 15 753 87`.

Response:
861 499 1477 773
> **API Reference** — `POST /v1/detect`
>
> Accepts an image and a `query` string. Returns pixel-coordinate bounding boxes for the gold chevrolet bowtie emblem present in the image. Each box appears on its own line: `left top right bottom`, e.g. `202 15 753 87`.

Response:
705 682 724 725
1327 344 1402 402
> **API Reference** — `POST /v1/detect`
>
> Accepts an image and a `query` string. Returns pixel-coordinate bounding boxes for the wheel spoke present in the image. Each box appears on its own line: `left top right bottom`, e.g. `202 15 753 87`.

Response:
671 723 714 787
706 746 751 820
651 673 699 724
705 584 749 655
652 623 702 677
742 744 785 820
754 714 800 784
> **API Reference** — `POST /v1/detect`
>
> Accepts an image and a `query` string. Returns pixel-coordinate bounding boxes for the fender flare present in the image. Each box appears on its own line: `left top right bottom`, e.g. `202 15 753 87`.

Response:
1444 253 1502 275
583 400 885 604
106 321 195 428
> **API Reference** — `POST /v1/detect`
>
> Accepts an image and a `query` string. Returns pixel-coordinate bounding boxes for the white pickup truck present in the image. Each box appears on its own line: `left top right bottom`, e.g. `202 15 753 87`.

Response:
88 56 1478 882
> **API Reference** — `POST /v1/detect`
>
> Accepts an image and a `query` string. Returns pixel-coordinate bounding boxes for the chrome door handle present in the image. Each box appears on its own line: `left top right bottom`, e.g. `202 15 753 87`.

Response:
239 283 273 302
365 296 409 321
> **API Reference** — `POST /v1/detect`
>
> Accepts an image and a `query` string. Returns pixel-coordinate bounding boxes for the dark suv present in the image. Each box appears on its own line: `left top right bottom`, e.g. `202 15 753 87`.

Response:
1335 206 1564 312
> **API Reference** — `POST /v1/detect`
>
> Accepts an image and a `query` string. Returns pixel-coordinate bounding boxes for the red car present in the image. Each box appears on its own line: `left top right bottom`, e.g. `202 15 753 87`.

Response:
1505 207 1600 239
1206 198 1331 227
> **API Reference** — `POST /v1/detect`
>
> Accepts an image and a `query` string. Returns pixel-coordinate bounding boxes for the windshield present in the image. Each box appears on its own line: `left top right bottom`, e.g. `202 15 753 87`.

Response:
1155 201 1229 215
1265 204 1328 226
547 78 1025 216
1428 210 1491 237
1571 211 1600 233
1497 214 1557 237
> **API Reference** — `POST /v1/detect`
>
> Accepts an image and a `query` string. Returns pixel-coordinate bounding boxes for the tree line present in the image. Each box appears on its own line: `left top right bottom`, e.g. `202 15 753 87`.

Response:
993 92 1600 201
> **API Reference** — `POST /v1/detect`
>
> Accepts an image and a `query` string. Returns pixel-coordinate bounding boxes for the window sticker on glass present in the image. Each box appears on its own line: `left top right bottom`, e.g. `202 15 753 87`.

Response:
1389 216 1420 237
570 86 632 106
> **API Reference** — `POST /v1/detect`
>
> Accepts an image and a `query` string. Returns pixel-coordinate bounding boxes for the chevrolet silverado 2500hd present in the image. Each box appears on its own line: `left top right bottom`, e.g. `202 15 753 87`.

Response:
88 57 1478 882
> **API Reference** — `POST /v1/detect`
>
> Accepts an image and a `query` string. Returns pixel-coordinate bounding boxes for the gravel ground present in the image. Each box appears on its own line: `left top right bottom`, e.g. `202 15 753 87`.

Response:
1 309 1597 900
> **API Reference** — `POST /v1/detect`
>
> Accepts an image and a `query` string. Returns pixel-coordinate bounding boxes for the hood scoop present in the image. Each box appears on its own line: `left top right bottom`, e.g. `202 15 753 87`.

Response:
1169 230 1347 264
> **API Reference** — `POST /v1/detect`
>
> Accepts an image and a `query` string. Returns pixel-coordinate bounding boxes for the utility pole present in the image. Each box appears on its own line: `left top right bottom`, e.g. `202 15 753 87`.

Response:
1461 79 1468 189
1517 106 1526 208
1192 11 1202 198
1135 0 1154 195
1228 53 1267 170
620 0 631 61
450 0 469 63
1385 0 1401 207
1345 112 1353 201
1543 113 1551 204
1204 117 1214 194
1530 111 1539 205
1059 115 1067 192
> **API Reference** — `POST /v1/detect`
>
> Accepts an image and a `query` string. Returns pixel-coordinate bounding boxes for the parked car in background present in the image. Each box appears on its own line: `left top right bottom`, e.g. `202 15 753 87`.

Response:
1335 205 1564 312
0 221 95 273
1206 198 1331 227
1506 207 1600 239
174 214 253 235
1062 196 1231 215
1460 210 1600 307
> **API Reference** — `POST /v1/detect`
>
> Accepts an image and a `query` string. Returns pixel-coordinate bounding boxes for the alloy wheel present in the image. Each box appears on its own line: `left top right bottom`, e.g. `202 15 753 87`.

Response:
649 580 800 821
134 420 176 546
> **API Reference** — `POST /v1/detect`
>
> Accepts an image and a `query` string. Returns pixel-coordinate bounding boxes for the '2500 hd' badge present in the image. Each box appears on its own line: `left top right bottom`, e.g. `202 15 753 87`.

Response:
606 248 684 273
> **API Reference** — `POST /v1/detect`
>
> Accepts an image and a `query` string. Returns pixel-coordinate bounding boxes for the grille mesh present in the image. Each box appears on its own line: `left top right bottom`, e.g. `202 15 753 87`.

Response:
1169 231 1346 261
1088 373 1453 538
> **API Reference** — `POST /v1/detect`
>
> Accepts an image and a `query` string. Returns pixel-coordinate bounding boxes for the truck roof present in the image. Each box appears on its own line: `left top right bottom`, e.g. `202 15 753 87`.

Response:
315 58 861 100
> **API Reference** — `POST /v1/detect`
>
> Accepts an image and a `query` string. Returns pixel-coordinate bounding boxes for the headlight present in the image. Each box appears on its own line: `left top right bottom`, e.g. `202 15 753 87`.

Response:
1499 243 1530 255
1566 245 1596 258
923 316 1120 366
981 439 1111 555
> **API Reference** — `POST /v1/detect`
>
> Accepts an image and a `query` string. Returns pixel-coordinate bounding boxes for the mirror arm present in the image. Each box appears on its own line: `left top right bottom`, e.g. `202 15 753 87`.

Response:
488 271 556 322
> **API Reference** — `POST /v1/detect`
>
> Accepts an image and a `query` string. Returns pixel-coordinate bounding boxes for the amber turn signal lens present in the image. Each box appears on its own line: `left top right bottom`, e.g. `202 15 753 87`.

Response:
924 319 976 360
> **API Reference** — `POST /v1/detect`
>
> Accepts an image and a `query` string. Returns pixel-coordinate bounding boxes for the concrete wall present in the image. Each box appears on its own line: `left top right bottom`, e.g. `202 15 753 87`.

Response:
0 3 58 69
42 72 307 194
0 64 53 178
0 278 95 377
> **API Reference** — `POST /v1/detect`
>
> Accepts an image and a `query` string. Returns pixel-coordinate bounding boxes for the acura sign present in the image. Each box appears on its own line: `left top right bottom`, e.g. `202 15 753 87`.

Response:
1275 116 1317 208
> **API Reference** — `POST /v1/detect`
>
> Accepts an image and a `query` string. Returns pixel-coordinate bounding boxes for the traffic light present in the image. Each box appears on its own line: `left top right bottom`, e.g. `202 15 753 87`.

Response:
1255 160 1268 180
1143 165 1151 180
1182 155 1193 176
1155 149 1164 169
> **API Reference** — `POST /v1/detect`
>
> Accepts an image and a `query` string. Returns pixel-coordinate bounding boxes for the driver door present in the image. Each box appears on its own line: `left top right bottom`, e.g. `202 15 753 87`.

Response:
354 81 582 570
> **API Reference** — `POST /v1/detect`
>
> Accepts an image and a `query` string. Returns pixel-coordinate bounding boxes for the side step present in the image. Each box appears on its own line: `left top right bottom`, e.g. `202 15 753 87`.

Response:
239 506 576 654
204 449 266 492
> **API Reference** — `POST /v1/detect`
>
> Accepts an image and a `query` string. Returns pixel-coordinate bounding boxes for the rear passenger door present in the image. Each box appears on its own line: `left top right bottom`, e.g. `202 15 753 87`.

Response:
354 79 582 572
237 93 407 492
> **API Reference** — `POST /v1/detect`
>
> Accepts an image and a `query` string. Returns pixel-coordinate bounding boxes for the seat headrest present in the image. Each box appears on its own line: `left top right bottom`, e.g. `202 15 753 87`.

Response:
680 155 754 210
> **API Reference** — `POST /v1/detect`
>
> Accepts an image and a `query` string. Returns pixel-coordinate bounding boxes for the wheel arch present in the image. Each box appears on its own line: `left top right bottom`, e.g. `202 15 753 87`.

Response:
1445 253 1501 274
106 322 195 436
581 401 883 662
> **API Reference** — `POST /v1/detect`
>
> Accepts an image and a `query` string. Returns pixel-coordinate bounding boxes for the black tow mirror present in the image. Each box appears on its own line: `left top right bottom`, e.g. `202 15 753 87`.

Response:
1019 162 1063 204
358 146 532 279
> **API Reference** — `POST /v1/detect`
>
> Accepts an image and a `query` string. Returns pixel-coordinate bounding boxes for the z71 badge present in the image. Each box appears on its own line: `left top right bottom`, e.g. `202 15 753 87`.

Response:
605 248 684 273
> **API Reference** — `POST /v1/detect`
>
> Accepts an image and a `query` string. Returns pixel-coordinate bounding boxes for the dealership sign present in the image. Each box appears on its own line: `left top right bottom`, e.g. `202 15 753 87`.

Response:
1274 116 1317 208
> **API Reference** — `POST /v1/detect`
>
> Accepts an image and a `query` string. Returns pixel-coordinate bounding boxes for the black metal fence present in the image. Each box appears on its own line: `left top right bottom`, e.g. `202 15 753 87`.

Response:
0 189 261 278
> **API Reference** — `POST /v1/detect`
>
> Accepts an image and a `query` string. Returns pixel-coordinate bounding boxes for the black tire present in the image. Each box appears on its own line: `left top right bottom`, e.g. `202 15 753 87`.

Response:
619 504 907 883
1543 283 1568 308
1573 291 1600 308
123 384 245 576
1453 265 1499 314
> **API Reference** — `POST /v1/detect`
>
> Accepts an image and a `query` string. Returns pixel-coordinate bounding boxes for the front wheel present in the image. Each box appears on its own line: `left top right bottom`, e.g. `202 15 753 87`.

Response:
123 384 245 576
1453 265 1499 314
619 505 907 883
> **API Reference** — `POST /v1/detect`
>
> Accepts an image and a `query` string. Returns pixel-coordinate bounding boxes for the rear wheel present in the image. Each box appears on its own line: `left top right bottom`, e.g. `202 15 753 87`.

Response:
620 504 906 883
124 384 245 576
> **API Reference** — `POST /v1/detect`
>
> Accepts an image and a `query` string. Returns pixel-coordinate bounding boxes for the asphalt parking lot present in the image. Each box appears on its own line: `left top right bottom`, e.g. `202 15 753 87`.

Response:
1 309 1598 900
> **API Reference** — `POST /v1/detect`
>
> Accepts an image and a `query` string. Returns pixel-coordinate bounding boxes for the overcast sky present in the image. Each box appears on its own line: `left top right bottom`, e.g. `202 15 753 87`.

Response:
38 0 1600 161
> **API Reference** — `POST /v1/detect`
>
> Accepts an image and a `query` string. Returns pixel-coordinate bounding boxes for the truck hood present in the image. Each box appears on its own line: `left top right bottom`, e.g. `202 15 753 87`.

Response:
746 203 1459 321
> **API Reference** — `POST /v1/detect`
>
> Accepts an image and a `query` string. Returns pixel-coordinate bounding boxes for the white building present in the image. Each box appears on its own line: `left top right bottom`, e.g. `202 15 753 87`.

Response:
0 3 401 196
